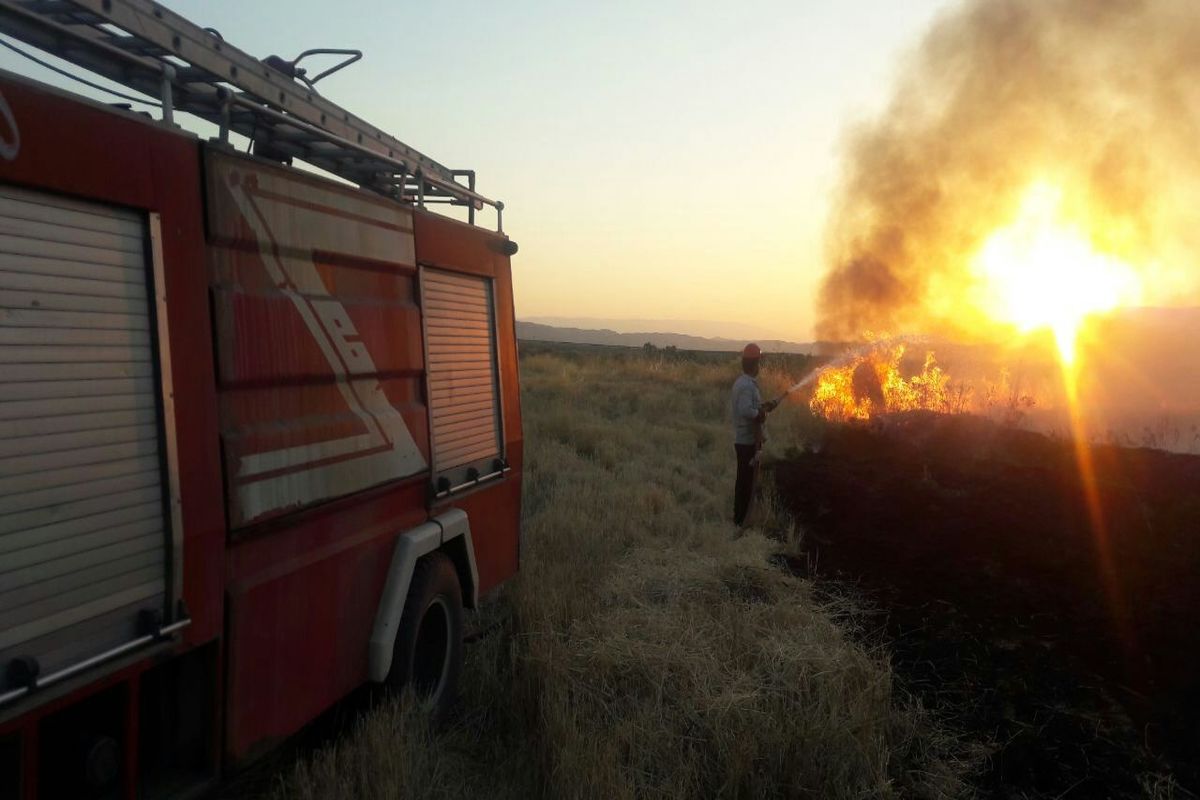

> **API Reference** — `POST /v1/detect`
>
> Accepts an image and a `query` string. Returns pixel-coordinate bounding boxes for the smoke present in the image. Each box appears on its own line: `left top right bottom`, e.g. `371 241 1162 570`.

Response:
817 0 1200 341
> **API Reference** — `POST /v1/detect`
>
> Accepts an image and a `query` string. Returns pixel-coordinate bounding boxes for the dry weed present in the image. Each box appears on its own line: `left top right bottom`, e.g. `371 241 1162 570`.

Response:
267 346 973 799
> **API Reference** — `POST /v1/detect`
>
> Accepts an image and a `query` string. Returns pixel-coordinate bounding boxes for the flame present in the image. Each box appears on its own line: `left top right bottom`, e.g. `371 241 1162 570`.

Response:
970 183 1144 365
809 343 952 422
808 341 1045 424
811 183 1151 425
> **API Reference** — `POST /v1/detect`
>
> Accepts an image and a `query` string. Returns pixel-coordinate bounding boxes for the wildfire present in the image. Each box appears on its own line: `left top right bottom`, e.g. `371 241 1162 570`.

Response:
807 341 1044 424
812 183 1152 424
970 183 1144 366
809 343 953 422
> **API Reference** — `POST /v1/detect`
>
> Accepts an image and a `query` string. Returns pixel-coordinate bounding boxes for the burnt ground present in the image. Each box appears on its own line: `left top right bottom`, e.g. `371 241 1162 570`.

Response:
770 414 1200 799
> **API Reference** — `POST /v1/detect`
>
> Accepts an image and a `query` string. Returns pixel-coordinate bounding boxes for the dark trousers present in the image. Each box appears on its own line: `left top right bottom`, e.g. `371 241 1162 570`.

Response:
734 443 757 526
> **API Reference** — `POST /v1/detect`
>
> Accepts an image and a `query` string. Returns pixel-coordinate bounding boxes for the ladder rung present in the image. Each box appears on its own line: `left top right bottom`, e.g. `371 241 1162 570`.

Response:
171 65 217 84
174 95 225 116
258 127 326 146
103 34 167 56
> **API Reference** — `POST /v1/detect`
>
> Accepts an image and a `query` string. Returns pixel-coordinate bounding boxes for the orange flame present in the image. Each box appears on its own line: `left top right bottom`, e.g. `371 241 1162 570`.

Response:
808 343 1041 423
809 344 954 422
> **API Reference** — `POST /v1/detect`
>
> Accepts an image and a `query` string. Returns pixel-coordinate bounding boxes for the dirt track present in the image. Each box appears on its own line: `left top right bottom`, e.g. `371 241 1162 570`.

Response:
772 414 1200 798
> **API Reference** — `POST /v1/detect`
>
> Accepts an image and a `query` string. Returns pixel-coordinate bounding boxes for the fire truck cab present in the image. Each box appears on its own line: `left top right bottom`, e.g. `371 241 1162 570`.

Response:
0 2 522 797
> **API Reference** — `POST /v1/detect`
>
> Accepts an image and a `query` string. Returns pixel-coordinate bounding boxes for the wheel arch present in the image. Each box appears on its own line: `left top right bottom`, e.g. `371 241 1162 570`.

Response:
367 509 478 683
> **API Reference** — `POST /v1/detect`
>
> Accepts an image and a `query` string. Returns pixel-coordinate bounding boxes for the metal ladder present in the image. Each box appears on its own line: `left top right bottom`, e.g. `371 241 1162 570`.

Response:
0 0 503 228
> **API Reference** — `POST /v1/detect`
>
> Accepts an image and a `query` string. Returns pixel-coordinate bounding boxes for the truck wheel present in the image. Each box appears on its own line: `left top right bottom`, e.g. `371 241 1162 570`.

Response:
386 552 464 719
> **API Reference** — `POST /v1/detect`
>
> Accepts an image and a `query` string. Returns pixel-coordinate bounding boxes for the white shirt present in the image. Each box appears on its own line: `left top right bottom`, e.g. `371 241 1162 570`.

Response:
731 373 763 445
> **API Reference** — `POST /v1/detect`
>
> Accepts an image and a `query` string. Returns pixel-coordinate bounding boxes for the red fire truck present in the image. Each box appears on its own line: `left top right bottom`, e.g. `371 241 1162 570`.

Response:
0 2 522 796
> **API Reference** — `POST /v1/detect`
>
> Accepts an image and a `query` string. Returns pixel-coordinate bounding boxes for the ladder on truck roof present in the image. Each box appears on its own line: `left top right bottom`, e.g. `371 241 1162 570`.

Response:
0 0 504 229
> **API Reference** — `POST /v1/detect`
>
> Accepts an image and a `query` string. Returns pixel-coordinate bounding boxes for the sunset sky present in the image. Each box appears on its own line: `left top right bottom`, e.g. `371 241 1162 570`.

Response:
0 0 959 341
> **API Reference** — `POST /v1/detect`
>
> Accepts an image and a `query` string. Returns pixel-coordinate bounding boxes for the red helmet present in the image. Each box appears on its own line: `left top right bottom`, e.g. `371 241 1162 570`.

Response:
742 343 762 360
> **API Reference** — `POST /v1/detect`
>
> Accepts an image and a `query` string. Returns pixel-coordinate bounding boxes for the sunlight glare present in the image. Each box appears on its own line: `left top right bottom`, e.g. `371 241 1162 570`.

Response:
972 183 1143 364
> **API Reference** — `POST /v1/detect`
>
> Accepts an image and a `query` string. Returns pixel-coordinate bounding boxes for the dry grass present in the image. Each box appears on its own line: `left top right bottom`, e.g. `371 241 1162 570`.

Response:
265 345 974 799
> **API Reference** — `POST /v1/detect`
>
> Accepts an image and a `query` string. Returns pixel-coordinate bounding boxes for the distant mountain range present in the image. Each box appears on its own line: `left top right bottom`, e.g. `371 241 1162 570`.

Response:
515 320 818 354
517 307 1200 360
520 316 787 341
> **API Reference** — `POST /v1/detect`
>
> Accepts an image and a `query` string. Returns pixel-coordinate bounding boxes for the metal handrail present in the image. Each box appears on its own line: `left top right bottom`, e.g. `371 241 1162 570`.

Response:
0 0 504 226
434 465 511 500
0 617 192 707
225 93 497 211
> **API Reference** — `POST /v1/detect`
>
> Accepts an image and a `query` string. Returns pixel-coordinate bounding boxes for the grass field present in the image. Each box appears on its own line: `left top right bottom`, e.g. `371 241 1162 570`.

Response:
265 343 974 799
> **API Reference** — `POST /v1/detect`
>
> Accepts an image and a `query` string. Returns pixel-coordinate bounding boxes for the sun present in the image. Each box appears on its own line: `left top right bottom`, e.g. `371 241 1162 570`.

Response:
972 183 1143 365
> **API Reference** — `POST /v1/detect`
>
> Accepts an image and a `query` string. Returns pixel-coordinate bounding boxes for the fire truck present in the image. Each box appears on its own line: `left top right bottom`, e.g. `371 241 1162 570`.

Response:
0 1 522 796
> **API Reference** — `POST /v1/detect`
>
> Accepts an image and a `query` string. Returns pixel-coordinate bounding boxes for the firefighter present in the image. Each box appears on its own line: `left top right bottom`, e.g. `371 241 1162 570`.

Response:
732 343 777 526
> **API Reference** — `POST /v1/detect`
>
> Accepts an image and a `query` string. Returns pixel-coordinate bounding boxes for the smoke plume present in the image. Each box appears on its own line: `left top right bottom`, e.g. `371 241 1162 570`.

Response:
818 0 1200 341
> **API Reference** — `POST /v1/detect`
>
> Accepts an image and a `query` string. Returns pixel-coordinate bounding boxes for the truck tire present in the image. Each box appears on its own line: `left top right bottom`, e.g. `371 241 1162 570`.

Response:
386 552 464 719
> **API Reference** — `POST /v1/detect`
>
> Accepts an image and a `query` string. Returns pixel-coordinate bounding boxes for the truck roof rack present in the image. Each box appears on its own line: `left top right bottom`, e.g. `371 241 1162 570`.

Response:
0 0 504 228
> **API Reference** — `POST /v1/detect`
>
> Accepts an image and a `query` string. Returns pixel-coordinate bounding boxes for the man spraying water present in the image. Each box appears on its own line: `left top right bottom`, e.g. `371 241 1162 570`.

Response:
731 343 779 526
730 340 901 526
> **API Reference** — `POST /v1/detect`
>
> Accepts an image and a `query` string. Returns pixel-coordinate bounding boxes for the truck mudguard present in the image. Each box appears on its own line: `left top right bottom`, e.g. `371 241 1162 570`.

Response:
368 509 478 682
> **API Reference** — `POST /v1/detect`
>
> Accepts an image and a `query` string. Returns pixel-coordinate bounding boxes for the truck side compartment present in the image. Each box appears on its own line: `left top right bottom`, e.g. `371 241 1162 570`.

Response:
417 209 523 594
205 147 433 759
0 61 522 797
0 71 225 797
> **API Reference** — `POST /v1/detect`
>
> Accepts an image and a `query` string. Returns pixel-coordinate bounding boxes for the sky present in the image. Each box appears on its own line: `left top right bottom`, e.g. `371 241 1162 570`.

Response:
0 0 958 341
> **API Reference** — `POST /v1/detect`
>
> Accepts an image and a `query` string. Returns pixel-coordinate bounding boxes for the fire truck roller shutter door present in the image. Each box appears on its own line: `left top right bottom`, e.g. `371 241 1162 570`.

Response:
0 185 172 695
421 268 504 489
367 508 477 683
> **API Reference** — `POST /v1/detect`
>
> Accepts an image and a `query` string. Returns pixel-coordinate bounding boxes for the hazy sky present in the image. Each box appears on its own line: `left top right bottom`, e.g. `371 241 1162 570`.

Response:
0 1 957 340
